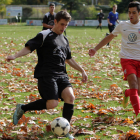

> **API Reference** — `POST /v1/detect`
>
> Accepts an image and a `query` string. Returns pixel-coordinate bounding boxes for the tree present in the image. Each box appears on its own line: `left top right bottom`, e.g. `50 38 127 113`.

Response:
61 0 83 15
11 0 27 5
11 0 48 5
0 0 12 18
117 0 134 13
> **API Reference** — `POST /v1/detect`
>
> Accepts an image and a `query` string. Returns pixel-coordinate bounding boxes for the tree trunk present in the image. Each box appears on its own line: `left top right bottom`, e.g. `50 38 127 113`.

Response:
69 2 73 15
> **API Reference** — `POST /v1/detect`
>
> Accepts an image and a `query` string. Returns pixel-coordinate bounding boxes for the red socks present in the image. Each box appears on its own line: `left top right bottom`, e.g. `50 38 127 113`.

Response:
125 89 130 97
129 89 140 116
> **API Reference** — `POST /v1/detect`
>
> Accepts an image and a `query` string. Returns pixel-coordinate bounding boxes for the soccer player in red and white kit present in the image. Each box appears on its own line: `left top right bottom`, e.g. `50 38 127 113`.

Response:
89 1 140 121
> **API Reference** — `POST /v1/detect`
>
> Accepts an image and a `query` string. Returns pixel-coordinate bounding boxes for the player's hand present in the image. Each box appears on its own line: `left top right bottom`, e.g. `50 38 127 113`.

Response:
109 23 113 26
81 70 88 83
89 48 96 57
6 55 16 62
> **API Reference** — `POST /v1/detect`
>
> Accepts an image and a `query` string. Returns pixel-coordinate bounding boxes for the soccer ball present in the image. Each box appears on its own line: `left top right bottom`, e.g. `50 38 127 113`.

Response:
51 117 70 136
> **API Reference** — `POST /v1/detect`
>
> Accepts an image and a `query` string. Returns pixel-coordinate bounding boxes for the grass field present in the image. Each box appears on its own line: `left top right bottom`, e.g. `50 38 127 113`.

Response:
0 24 139 140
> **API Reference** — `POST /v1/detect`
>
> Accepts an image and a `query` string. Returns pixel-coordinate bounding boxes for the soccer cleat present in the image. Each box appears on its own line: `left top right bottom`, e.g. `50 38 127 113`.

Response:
13 104 24 125
122 90 129 108
136 113 140 122
65 133 74 140
106 33 109 36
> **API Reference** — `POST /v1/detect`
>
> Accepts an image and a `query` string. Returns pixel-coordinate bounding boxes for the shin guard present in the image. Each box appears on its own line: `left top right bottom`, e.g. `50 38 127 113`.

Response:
62 103 74 123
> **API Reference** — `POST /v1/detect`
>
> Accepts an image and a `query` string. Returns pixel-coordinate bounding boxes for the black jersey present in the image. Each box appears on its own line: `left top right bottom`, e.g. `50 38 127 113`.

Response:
25 29 72 78
42 12 56 30
97 12 104 20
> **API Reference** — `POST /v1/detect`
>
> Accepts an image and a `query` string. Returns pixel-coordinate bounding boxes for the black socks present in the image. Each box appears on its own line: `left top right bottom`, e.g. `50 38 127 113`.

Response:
62 103 74 123
21 99 46 112
21 101 74 123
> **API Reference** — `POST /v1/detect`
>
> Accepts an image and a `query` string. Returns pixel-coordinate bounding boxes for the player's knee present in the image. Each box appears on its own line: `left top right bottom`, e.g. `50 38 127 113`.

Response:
68 94 75 103
47 100 58 109
130 82 138 89
138 89 140 96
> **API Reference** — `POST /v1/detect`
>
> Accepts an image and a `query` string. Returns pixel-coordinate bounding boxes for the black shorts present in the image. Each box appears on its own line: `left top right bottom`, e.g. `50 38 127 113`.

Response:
108 24 115 33
37 76 72 101
99 19 102 24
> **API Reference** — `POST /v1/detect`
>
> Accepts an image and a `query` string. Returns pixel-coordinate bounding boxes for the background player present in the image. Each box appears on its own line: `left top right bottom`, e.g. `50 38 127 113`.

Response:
106 4 119 46
42 3 56 30
96 9 104 31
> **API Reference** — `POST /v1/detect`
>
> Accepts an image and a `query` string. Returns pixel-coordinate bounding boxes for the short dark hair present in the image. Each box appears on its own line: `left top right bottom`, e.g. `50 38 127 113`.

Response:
55 11 71 22
128 1 140 12
49 3 55 7
113 4 117 8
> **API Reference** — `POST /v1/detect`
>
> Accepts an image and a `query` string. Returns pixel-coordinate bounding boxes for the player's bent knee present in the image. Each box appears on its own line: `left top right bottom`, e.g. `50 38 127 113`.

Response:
69 96 75 103
138 89 140 96
64 94 75 104
47 100 58 109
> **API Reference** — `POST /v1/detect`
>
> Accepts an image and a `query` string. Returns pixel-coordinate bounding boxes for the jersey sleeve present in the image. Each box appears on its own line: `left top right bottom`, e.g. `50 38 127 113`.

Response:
25 33 43 52
117 13 119 20
107 12 111 19
66 45 72 59
112 22 121 35
42 15 48 24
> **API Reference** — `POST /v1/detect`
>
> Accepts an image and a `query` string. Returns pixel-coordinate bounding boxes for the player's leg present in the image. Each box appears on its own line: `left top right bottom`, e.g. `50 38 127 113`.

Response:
137 62 140 96
127 74 140 116
58 77 75 139
13 77 59 125
96 20 100 29
121 59 136 108
136 64 140 121
106 24 111 46
99 19 102 30
122 89 130 108
61 86 75 139
127 74 140 121
121 59 140 118
138 78 140 96
61 86 75 122
96 25 99 29
99 23 102 30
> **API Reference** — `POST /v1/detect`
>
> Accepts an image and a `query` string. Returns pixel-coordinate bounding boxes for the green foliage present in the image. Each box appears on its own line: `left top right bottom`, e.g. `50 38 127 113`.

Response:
0 0 13 5
22 6 33 17
109 0 122 6
119 13 128 20
0 0 12 17
70 5 98 20
11 0 27 5
11 0 48 5
61 0 83 15
117 0 136 13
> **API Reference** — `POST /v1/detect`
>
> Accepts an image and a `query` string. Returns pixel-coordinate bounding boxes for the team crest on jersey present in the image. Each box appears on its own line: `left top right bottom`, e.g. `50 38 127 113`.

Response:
128 33 137 42
138 29 140 34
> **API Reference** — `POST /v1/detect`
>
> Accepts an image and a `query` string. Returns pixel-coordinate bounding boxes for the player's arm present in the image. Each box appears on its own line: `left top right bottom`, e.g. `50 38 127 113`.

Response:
42 15 53 29
89 33 115 57
116 19 119 24
42 23 53 29
107 18 112 26
66 58 88 83
6 46 31 62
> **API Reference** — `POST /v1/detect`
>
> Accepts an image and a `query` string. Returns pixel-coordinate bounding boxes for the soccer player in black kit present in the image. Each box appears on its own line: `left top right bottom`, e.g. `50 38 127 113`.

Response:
96 9 104 31
42 3 56 30
7 11 88 139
